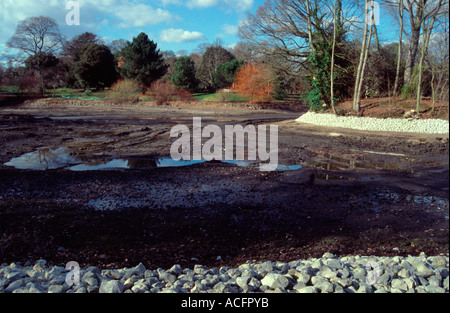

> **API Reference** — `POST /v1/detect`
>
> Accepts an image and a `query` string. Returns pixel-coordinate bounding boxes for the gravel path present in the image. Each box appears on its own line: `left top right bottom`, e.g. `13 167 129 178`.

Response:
296 112 449 134
1 253 448 293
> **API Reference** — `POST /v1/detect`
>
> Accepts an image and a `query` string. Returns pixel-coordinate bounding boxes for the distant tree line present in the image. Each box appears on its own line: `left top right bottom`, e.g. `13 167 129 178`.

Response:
1 2 448 114
2 17 248 97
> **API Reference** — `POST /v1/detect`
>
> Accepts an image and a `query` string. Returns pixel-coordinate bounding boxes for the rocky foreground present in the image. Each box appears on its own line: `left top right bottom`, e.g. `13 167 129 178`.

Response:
1 253 448 293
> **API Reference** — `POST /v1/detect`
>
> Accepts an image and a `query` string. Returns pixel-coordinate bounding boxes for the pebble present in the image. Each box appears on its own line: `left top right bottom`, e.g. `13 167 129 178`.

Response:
1 254 448 293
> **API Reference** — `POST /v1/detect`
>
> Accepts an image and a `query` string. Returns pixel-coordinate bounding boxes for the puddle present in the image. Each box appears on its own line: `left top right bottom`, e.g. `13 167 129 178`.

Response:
4 147 80 170
313 153 412 172
4 147 304 172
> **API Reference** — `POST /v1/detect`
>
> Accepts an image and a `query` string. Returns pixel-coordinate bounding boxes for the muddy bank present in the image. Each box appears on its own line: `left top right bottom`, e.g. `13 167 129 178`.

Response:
0 102 448 270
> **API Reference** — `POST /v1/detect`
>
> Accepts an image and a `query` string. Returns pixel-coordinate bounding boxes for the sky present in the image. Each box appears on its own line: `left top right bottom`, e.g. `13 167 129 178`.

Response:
0 0 265 62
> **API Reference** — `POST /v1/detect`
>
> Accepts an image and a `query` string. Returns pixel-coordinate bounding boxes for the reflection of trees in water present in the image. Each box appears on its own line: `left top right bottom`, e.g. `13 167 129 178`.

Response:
126 159 157 169
38 148 51 168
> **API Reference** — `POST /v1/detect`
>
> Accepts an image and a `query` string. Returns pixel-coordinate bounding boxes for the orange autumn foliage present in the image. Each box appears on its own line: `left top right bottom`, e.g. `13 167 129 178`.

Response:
233 63 273 103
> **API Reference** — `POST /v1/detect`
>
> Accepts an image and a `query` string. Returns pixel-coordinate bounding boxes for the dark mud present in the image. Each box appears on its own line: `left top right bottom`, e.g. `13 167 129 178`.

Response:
0 103 448 270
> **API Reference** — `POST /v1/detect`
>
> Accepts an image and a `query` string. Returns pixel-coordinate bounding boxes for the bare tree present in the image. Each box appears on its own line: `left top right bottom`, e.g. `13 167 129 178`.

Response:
353 0 375 112
239 0 326 75
402 0 448 85
415 0 446 111
330 0 343 114
7 16 64 59
428 14 449 115
392 0 404 96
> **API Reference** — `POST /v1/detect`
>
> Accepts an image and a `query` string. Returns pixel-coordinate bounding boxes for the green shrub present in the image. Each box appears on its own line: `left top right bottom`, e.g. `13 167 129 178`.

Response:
401 83 416 99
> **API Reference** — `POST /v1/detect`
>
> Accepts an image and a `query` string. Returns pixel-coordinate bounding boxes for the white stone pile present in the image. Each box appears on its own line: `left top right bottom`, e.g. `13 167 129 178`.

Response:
296 112 449 134
1 253 448 293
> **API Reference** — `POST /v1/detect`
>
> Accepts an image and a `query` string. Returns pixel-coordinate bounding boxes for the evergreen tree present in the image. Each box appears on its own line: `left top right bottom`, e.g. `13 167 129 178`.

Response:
171 56 199 91
73 43 117 90
119 33 168 92
214 59 245 90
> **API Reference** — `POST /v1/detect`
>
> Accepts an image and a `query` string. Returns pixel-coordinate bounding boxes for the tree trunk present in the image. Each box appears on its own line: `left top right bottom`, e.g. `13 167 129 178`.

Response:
416 0 441 112
305 0 315 52
330 0 342 115
404 0 425 84
393 0 404 97
353 0 373 112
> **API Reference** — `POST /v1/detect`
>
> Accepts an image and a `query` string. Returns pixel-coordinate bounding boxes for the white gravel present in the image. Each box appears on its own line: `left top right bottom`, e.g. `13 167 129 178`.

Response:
296 112 449 134
1 253 448 293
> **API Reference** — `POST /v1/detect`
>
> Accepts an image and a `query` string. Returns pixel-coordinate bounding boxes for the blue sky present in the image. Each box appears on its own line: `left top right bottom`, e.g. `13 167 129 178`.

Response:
0 0 265 59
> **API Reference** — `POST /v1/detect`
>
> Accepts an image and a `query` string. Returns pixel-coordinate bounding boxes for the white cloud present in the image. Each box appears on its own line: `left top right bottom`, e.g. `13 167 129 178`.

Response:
186 0 253 11
187 0 219 9
224 0 254 12
221 24 238 35
112 3 174 27
160 28 206 43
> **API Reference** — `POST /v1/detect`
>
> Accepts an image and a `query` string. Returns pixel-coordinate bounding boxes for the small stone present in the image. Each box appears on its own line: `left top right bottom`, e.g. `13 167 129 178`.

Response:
236 276 250 289
415 261 435 278
99 280 124 293
357 282 373 293
260 261 273 273
326 259 342 270
316 281 334 293
194 265 208 275
322 252 336 259
425 285 446 293
293 282 307 292
311 276 327 286
5 280 24 293
295 272 311 285
312 259 324 270
168 264 182 275
248 277 261 290
109 269 124 280
123 276 139 289
321 268 337 279
428 276 442 287
404 277 417 290
344 286 357 293
397 268 410 278
84 277 98 286
124 263 146 280
391 279 408 292
157 268 177 284
29 283 46 293
295 286 319 293
431 256 447 268
48 285 64 293
261 273 289 290
131 282 149 293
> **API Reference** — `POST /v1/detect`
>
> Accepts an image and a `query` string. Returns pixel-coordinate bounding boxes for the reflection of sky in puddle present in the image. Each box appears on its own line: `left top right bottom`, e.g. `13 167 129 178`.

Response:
5 148 303 172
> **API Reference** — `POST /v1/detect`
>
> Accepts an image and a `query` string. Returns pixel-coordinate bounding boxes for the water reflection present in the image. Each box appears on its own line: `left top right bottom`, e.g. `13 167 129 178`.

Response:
4 147 80 170
4 147 304 172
